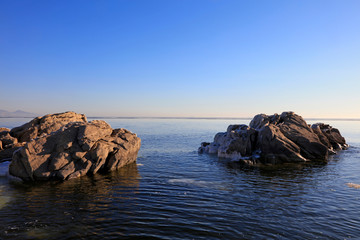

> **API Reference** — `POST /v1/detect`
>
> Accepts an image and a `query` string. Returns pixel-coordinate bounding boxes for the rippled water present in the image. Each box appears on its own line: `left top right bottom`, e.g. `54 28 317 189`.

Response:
1 118 360 239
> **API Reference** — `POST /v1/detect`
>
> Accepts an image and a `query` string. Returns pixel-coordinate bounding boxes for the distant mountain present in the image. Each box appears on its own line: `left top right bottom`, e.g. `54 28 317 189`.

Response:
0 110 38 118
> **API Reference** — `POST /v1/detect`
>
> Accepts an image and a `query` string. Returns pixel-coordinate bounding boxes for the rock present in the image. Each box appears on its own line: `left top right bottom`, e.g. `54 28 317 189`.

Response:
199 111 348 165
0 128 10 151
0 133 18 147
0 112 87 162
0 127 25 162
276 112 329 161
311 123 347 150
10 111 87 142
9 120 141 181
0 128 10 136
0 142 25 162
257 125 306 164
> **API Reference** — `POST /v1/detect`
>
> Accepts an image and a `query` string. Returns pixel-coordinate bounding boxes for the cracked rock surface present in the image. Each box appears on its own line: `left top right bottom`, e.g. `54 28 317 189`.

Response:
4 112 141 181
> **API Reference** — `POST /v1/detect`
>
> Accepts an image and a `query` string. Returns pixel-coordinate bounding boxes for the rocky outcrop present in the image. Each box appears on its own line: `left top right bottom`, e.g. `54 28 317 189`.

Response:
10 111 87 142
0 112 87 162
9 120 141 181
199 112 348 165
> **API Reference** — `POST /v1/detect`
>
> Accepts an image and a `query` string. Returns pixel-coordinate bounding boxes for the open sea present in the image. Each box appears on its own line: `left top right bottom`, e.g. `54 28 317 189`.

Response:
1 117 360 240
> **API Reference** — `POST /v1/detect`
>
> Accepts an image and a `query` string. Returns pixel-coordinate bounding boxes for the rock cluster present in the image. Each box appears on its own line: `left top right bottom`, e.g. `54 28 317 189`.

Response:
0 112 141 181
199 112 348 165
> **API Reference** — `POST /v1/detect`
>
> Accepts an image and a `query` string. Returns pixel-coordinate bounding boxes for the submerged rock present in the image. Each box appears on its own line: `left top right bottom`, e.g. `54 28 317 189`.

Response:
9 120 141 181
199 112 348 165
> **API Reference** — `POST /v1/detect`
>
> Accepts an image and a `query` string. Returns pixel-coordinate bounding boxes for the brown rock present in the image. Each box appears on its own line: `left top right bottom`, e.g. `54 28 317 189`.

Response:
199 111 348 165
9 120 141 181
311 123 348 150
0 142 25 162
0 128 10 137
0 133 18 148
277 112 329 161
258 125 306 164
10 111 87 143
0 112 87 162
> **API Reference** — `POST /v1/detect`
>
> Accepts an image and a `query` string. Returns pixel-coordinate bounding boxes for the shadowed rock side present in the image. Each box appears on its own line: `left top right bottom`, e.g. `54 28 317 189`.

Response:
9 120 141 181
0 112 87 162
0 127 22 161
199 112 348 165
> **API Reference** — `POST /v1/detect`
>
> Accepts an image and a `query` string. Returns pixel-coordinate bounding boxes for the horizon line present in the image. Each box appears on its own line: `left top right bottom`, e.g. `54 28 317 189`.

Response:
2 116 360 121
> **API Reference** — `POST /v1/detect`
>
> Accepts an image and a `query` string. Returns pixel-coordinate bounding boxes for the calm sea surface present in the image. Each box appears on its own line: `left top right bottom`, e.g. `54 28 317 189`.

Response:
1 118 360 239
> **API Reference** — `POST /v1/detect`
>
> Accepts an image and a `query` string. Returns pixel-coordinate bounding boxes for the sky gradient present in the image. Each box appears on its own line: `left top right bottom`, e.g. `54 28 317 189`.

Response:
1 0 359 118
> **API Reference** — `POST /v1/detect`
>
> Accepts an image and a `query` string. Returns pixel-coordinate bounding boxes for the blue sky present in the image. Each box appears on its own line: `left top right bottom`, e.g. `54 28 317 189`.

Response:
1 0 359 118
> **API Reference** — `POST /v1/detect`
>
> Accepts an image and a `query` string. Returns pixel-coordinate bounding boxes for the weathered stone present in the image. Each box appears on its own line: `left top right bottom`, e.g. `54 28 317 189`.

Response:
277 112 329 161
10 111 87 143
199 111 348 165
257 125 306 164
0 142 25 162
0 112 87 162
0 133 18 147
312 123 347 150
9 119 141 181
0 128 10 137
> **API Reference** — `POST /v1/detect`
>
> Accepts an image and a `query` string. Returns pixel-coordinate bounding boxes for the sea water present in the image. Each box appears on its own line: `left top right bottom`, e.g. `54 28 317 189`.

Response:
0 118 360 239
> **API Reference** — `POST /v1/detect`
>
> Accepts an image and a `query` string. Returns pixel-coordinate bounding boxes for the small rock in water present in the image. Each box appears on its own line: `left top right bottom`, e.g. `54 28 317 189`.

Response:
199 111 348 165
346 183 360 189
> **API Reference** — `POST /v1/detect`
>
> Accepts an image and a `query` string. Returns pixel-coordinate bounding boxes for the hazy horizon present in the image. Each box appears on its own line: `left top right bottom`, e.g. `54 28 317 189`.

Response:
1 0 360 118
1 109 360 121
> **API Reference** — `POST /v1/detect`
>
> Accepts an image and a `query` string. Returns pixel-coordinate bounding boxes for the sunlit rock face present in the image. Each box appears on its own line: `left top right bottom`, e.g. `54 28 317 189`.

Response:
199 112 348 165
0 112 87 162
9 120 141 181
10 111 88 142
0 111 141 181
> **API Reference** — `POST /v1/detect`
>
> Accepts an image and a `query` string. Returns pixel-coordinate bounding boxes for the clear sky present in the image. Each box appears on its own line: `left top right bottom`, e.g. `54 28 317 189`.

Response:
1 0 359 118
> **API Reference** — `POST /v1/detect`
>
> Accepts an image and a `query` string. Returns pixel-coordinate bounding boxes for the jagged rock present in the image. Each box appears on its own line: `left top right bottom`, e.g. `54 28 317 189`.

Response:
0 133 18 147
199 112 348 165
0 127 10 135
0 112 87 162
10 111 87 142
0 131 24 162
0 143 25 162
0 128 10 151
9 120 141 181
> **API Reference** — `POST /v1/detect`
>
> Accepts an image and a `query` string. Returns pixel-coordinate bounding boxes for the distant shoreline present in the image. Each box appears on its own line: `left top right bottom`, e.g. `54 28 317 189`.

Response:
1 116 360 121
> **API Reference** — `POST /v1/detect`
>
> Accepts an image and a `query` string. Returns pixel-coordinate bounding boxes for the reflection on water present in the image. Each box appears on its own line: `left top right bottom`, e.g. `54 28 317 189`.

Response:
1 163 140 240
0 186 11 210
0 118 360 239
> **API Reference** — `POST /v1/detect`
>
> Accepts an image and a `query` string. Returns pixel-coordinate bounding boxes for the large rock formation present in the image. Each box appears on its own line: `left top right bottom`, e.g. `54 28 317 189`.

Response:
199 112 348 165
9 120 141 181
0 112 87 162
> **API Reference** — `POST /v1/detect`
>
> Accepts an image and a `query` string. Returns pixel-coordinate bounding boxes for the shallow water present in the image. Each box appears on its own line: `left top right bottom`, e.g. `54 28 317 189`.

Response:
1 118 360 239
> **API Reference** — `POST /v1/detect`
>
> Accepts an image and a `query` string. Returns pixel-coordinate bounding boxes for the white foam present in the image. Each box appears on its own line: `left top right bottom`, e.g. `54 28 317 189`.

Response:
169 178 216 188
